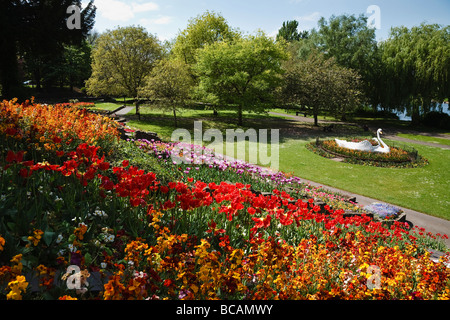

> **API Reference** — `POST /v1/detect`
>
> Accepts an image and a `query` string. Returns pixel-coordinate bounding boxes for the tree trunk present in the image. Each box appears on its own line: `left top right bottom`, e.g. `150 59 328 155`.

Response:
237 106 243 126
411 102 420 125
173 107 178 128
135 101 141 120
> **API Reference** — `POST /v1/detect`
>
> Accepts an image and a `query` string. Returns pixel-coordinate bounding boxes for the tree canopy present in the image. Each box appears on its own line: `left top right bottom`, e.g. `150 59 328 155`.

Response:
380 23 450 123
277 20 308 42
312 14 380 107
139 59 194 127
194 32 287 125
172 11 240 66
281 47 363 126
86 26 163 99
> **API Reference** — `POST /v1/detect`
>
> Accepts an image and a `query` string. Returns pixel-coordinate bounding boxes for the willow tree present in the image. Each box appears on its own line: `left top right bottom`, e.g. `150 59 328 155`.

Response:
381 23 450 123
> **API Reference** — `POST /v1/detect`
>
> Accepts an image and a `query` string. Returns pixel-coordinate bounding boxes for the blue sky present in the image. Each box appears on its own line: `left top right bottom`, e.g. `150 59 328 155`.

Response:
85 0 450 42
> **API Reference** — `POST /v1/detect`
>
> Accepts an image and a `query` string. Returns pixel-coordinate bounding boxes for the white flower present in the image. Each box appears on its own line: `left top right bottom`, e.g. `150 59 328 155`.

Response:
93 208 107 218
56 234 63 244
68 244 77 252
100 262 107 269
105 234 115 243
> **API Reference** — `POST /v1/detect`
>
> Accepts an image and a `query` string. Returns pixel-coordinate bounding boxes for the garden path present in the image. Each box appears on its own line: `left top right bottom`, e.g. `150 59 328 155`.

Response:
291 176 450 249
112 106 135 115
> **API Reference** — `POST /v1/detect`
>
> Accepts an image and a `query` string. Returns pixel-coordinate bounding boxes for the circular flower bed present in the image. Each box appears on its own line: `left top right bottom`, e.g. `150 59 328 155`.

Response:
307 138 428 168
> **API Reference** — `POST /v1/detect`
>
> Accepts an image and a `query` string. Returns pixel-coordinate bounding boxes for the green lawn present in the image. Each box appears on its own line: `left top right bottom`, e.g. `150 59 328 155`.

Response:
124 109 450 220
277 139 450 220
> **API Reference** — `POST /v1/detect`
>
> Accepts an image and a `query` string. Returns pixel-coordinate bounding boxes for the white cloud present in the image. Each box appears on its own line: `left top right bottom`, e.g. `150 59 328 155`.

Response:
95 0 159 22
295 11 321 30
139 15 173 26
131 2 159 13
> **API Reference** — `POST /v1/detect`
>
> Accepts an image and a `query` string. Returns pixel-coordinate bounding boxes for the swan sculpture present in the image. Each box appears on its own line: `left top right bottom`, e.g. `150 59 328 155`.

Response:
335 129 390 153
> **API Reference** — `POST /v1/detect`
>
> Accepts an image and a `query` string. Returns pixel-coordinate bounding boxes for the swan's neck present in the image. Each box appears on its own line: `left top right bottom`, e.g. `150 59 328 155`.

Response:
377 131 388 149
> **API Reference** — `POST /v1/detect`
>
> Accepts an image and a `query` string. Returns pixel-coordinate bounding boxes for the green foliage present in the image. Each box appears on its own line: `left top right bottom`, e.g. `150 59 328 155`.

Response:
194 32 288 125
380 23 450 123
313 14 380 106
172 11 240 66
281 48 363 125
139 59 194 127
276 20 308 42
86 26 163 98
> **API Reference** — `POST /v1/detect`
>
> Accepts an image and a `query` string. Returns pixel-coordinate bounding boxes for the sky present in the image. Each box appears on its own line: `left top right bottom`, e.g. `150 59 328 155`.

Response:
83 0 450 42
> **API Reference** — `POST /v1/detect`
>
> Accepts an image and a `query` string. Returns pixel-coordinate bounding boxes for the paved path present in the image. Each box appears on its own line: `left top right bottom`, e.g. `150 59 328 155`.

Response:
269 111 450 247
122 110 450 248
113 106 135 115
294 177 450 248
384 134 450 150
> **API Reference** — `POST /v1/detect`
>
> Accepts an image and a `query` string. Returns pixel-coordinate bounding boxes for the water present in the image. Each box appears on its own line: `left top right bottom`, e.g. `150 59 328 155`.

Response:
395 102 449 121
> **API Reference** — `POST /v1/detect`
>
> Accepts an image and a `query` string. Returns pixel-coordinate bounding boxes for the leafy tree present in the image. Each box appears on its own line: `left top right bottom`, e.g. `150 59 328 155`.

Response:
194 32 287 125
380 23 450 124
281 49 363 126
313 14 380 107
139 59 194 127
172 11 240 67
86 26 163 100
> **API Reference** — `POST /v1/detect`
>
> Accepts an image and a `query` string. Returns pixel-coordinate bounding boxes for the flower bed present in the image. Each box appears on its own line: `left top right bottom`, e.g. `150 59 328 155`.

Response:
0 99 449 300
308 138 428 168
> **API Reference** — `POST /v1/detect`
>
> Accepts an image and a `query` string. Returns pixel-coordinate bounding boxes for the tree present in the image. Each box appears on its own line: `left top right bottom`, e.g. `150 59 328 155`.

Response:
0 0 96 97
380 23 450 124
86 26 163 100
139 59 194 127
277 20 301 42
313 14 380 107
281 49 363 126
194 32 287 125
276 20 308 42
172 11 239 67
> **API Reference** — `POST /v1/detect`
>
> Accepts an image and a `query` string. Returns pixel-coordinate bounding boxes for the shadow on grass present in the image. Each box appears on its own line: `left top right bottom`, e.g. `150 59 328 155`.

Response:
125 111 368 144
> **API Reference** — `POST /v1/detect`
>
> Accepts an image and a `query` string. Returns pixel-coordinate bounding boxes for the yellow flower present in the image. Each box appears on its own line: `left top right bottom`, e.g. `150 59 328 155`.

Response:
10 254 23 275
59 295 78 300
6 275 28 300
27 229 44 246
